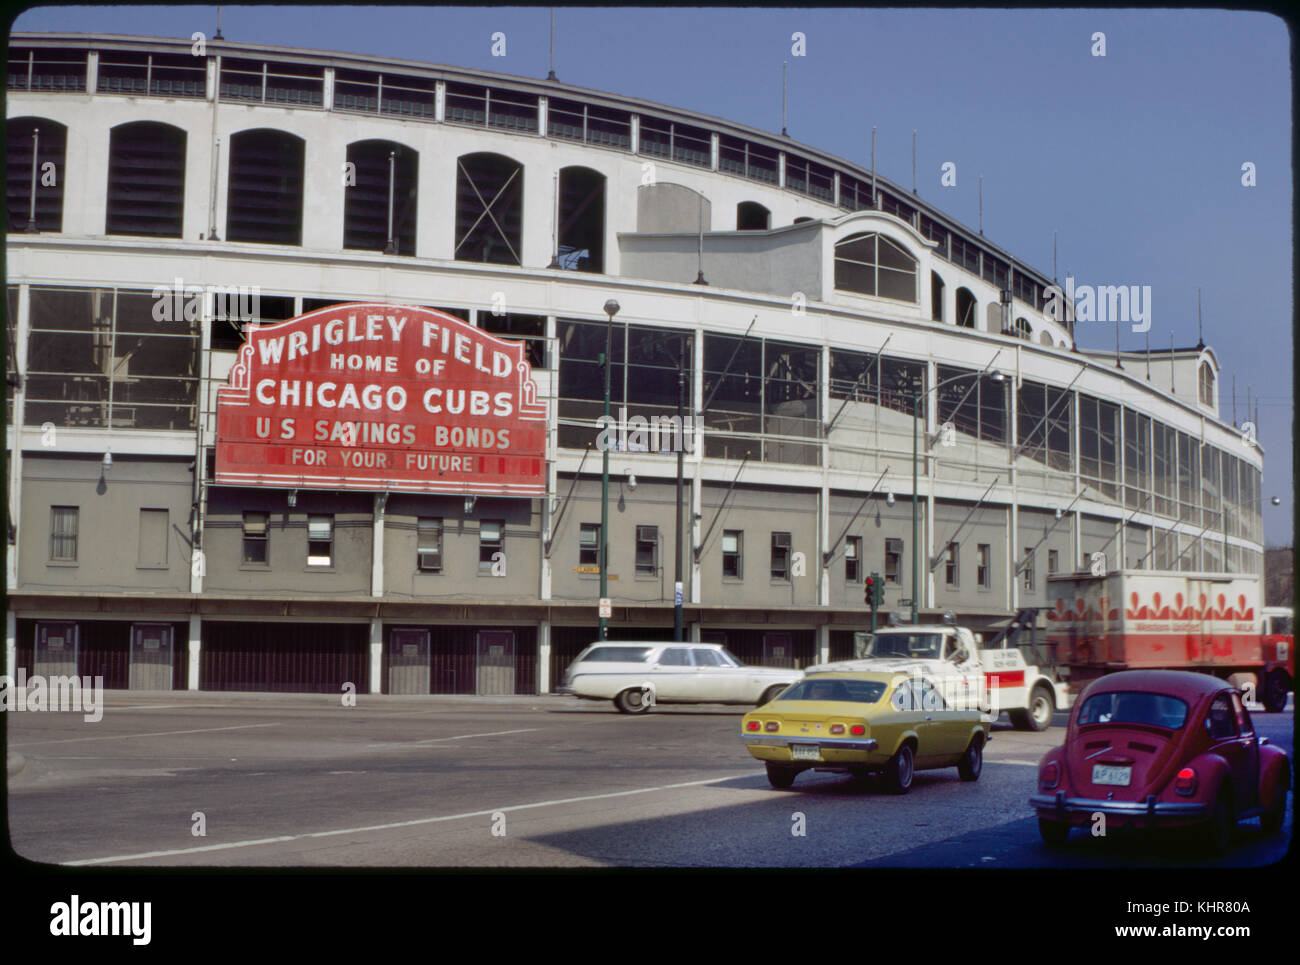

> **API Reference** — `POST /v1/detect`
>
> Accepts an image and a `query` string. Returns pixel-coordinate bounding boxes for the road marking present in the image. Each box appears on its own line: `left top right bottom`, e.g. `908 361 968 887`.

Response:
9 723 277 747
65 772 762 866
988 759 1040 766
110 705 198 711
364 727 538 748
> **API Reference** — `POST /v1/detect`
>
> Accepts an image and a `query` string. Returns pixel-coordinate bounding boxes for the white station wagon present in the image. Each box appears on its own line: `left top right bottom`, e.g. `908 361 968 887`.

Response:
557 641 803 714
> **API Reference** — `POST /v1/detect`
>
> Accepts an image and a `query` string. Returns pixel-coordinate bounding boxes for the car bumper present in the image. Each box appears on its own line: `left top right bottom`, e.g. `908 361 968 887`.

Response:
1030 791 1209 824
744 735 880 766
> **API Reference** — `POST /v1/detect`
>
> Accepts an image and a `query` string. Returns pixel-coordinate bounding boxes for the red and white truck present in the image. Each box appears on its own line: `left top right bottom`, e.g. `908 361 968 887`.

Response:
1045 570 1292 712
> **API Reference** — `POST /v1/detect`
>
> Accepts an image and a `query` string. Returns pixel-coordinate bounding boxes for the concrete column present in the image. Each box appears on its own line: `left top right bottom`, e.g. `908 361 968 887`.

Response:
536 619 551 694
369 618 383 694
687 621 702 642
6 610 16 677
186 615 201 690
371 493 386 597
816 624 830 665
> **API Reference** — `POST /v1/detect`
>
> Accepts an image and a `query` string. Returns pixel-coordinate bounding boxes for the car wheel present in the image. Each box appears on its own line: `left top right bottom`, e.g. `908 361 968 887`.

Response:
957 736 983 782
613 688 653 715
758 684 787 706
1013 685 1054 732
1201 792 1234 855
1038 817 1070 847
765 762 799 789
1260 777 1289 834
883 743 915 795
1263 670 1290 713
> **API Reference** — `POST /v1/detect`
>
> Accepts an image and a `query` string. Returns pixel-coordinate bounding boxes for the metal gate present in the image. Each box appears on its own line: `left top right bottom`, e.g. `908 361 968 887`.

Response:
35 621 78 677
129 623 174 690
762 631 795 668
476 630 515 695
388 628 431 694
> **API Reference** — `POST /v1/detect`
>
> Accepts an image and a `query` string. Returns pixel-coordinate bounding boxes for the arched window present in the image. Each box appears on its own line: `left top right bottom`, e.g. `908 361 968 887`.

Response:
107 121 186 237
930 272 945 322
985 302 1002 334
6 117 66 233
557 166 605 272
833 232 917 302
793 216 815 224
737 201 770 230
343 139 418 254
1015 317 1033 339
1038 330 1054 346
955 287 977 328
456 152 522 265
227 129 305 245
1198 361 1215 406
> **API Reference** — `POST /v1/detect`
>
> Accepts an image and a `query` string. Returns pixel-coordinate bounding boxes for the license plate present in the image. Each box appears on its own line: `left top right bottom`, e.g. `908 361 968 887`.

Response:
790 743 821 762
1092 764 1131 787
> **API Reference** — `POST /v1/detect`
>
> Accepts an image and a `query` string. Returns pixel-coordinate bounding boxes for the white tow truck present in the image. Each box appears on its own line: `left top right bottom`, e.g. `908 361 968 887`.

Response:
807 624 1070 731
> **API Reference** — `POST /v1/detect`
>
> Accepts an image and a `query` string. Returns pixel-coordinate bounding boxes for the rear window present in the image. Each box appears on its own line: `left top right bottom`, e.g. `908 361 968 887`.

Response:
777 678 886 704
579 646 653 663
1077 691 1188 730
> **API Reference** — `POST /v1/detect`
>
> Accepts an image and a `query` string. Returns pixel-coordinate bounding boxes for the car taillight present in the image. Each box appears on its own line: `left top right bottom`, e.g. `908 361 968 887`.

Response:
745 720 761 732
765 721 779 732
850 724 866 736
1040 761 1060 790
830 724 845 735
1175 766 1197 796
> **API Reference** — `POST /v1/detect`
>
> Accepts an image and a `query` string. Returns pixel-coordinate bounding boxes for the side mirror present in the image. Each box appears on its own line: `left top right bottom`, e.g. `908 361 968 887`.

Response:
953 649 969 664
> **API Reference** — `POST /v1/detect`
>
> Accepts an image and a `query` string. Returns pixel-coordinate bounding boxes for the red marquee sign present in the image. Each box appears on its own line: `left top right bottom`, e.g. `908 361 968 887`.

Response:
215 303 547 495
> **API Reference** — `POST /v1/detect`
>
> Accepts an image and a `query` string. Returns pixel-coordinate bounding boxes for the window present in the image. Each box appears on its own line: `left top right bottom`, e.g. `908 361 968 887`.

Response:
737 201 770 231
977 544 991 588
659 647 692 666
885 538 903 585
106 121 186 238
556 166 606 272
1023 547 1035 591
7 117 67 232
845 536 861 582
692 648 723 667
307 515 333 566
834 233 918 302
455 152 522 265
1205 695 1238 740
417 517 442 572
242 512 268 563
579 522 600 566
50 506 78 561
936 365 1007 443
945 542 959 587
635 525 658 575
722 530 743 578
1048 549 1059 575
343 139 418 255
771 532 791 581
138 508 168 566
479 519 504 571
227 129 305 245
1198 361 1215 406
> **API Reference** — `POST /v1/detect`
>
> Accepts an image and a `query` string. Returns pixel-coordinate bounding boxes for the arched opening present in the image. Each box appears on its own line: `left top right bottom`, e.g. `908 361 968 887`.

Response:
930 271 945 322
557 165 605 272
737 201 770 231
985 302 1002 334
955 287 977 328
456 152 523 265
1038 330 1054 346
227 128 305 245
6 117 66 233
1198 361 1215 406
793 216 814 224
1015 317 1033 340
343 139 418 254
833 232 917 303
107 120 186 238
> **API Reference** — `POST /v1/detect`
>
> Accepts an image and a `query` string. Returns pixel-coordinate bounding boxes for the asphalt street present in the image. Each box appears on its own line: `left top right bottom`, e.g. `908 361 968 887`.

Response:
5 691 1292 868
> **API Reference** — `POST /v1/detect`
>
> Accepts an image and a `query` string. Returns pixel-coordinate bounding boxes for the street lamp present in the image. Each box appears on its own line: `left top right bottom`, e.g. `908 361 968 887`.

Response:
599 299 620 640
911 368 1005 623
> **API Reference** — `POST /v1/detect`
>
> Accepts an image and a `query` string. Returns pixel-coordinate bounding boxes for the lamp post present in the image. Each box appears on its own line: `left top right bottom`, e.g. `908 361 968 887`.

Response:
911 368 1004 623
599 299 620 640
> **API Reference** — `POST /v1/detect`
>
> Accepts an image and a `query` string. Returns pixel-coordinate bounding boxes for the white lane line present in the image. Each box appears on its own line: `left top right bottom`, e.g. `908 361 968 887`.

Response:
9 723 277 747
988 759 1040 766
110 705 196 711
65 772 761 866
364 727 537 748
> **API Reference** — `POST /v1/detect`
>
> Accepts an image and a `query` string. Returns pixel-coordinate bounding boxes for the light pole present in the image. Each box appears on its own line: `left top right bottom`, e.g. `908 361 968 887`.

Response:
599 299 620 640
911 369 1005 623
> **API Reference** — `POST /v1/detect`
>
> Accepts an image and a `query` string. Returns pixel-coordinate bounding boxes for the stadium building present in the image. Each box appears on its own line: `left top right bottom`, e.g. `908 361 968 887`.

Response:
4 33 1265 694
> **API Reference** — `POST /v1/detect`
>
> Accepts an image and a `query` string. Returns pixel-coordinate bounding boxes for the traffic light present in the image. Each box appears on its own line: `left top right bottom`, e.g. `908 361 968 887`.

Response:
864 574 875 607
870 571 885 608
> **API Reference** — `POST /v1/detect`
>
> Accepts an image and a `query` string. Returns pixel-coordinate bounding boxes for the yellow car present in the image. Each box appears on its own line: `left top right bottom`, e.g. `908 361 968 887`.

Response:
741 671 992 792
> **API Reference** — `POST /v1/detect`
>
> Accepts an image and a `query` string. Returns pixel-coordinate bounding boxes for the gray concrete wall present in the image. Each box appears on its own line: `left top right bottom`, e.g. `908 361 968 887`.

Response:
826 490 920 612
19 454 193 593
636 182 711 234
931 501 1008 611
1017 508 1076 607
697 484 819 608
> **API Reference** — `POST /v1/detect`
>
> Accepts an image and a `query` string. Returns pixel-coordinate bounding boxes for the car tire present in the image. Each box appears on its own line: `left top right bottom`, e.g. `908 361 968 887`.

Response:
613 688 653 715
957 735 984 782
1037 818 1070 847
1201 792 1234 855
1260 777 1289 834
882 743 915 795
758 684 787 706
1012 685 1054 732
1263 670 1290 713
765 762 799 789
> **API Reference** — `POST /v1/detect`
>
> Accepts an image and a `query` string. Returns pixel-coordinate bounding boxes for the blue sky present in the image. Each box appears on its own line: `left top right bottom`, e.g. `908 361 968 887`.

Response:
10 6 1294 541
